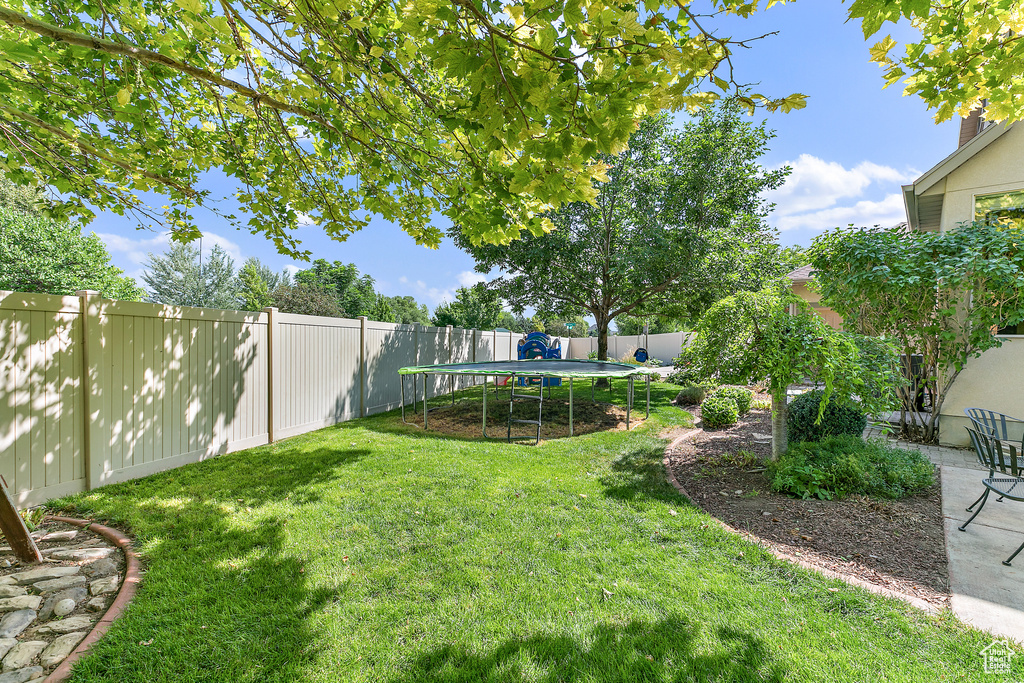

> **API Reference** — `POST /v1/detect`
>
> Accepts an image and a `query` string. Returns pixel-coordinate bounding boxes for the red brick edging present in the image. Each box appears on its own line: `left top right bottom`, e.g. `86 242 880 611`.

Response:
42 516 142 683
662 429 939 614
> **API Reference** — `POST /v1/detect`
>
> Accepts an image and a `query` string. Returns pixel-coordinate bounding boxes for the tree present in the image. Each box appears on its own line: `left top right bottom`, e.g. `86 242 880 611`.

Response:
455 106 787 362
683 287 899 458
809 222 1024 444
368 295 396 323
431 284 509 330
386 296 430 326
851 1 1024 124
775 245 808 276
295 260 377 318
0 171 48 216
0 207 144 300
270 283 343 318
0 2 810 256
531 313 590 338
237 257 289 312
142 242 238 309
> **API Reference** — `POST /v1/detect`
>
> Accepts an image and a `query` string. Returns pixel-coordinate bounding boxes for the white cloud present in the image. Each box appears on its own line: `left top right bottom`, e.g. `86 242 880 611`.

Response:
765 155 917 234
457 271 487 287
283 264 301 277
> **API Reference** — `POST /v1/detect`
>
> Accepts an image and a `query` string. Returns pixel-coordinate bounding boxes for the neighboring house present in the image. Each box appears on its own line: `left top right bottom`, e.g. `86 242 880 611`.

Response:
787 265 843 330
902 113 1024 447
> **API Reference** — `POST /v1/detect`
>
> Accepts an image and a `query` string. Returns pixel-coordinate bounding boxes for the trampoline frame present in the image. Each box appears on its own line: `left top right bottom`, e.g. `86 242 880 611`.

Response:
398 359 655 442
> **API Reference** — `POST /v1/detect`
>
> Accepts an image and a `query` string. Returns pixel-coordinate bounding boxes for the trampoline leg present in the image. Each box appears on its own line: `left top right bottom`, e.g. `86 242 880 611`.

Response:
591 379 595 403
483 376 488 438
646 376 650 419
569 378 574 437
450 374 455 406
423 373 428 430
414 374 418 414
401 376 407 425
627 377 632 429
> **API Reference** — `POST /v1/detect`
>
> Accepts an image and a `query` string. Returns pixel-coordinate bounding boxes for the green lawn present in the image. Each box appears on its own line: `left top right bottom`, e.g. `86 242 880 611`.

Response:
54 382 1010 682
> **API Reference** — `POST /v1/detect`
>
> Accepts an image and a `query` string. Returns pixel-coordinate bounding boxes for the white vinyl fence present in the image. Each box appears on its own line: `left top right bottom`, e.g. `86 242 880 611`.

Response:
566 332 688 365
0 290 518 507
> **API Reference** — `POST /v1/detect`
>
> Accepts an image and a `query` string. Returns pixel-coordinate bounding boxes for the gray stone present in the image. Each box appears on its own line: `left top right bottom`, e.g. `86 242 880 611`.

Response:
34 615 92 635
39 531 77 543
48 548 114 563
37 587 88 621
0 579 15 588
1 642 45 671
8 567 78 586
89 575 119 596
0 667 43 683
0 611 35 639
0 641 16 661
52 599 75 617
82 559 116 578
39 632 86 668
0 589 26 601
0 597 40 614
85 597 106 612
31 576 86 593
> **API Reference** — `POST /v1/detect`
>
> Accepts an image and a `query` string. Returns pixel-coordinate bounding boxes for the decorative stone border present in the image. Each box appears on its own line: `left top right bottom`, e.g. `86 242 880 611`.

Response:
661 429 940 614
41 518 141 683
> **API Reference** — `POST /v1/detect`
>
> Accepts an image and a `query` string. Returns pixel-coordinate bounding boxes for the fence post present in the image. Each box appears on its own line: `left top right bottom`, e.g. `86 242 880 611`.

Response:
76 290 108 491
359 316 368 417
264 307 278 443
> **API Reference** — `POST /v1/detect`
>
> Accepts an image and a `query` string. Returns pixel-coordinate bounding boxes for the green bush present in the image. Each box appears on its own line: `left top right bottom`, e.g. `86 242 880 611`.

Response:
701 394 738 429
675 385 709 405
787 390 867 444
708 386 754 415
770 435 935 500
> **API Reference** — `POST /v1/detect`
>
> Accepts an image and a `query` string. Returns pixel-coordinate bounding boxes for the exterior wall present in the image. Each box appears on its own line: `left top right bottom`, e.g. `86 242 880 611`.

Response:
939 122 1024 232
0 291 558 507
789 282 843 329
939 337 1024 447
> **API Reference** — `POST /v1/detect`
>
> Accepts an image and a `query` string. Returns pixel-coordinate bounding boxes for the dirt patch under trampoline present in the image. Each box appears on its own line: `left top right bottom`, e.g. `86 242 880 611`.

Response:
412 395 644 441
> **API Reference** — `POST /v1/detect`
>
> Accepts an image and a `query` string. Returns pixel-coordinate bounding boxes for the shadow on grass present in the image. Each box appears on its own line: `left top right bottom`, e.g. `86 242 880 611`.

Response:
56 445 370 683
388 618 785 683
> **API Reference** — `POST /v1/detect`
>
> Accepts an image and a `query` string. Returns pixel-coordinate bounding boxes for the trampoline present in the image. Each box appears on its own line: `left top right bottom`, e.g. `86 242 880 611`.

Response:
398 359 659 443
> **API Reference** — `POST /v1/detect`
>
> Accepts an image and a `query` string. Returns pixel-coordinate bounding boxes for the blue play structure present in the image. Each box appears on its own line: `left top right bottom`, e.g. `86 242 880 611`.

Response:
517 332 562 387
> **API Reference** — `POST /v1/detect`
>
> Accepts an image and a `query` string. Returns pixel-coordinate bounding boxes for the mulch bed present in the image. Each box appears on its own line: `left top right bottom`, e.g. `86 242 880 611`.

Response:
665 396 949 608
419 392 643 441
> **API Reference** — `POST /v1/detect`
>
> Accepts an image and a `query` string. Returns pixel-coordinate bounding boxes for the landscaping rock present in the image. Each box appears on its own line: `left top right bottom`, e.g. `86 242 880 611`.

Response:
89 575 119 596
35 615 92 635
81 559 116 578
31 576 86 593
0 612 35 639
0 589 26 600
1 641 45 671
8 567 78 586
0 641 16 661
52 599 76 618
39 531 77 543
85 597 106 612
39 632 86 668
48 548 114 563
0 597 40 614
0 580 13 588
37 587 88 621
0 667 42 683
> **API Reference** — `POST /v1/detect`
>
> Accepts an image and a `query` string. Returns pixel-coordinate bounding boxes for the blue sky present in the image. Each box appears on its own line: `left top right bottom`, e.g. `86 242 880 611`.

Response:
92 2 958 312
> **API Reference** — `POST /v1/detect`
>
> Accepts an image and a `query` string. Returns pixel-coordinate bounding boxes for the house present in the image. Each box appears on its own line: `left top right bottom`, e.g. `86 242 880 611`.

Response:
787 265 843 330
902 113 1024 446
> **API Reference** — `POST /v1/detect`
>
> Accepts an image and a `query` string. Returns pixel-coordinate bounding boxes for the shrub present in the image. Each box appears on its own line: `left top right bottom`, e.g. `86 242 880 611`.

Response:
701 394 738 429
787 390 867 444
708 386 754 415
675 385 709 405
770 435 935 500
751 397 771 411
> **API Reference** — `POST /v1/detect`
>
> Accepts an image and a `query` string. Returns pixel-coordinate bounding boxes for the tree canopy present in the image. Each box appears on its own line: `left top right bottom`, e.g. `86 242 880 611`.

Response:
142 242 238 309
455 106 787 360
431 283 513 330
0 206 144 300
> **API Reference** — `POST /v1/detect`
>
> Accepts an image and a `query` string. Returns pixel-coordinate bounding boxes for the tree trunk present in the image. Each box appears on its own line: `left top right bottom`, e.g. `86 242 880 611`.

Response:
596 316 610 387
770 384 788 461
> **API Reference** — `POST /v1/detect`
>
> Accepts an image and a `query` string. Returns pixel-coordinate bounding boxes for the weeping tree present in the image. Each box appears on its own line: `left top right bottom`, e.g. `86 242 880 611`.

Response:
454 105 788 362
683 287 900 458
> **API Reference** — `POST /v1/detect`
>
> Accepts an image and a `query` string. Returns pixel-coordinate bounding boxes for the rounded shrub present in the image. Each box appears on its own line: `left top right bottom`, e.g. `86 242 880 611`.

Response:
701 394 738 429
708 386 754 415
675 385 709 405
787 390 867 444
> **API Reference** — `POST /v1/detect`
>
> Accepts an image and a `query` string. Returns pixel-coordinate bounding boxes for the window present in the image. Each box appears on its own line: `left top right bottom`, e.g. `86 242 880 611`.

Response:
975 189 1024 227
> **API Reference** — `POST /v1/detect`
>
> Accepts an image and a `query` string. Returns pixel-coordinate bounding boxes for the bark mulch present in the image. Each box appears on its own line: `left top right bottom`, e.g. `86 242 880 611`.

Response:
665 398 949 608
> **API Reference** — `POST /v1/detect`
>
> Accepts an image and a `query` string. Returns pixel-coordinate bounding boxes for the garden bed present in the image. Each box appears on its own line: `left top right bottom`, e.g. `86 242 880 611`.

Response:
665 402 949 608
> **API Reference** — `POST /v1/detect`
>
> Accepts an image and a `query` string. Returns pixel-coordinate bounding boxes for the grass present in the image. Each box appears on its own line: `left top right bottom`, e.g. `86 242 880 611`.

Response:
50 382 1012 682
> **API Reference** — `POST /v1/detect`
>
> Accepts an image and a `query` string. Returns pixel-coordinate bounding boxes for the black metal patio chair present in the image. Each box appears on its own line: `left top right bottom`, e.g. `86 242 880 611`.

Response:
965 407 1024 444
960 427 1024 566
